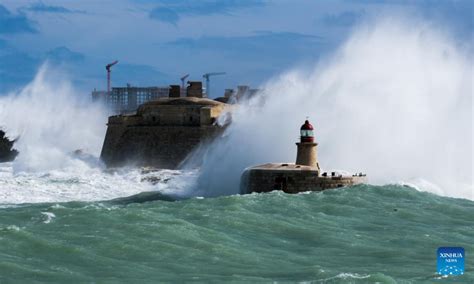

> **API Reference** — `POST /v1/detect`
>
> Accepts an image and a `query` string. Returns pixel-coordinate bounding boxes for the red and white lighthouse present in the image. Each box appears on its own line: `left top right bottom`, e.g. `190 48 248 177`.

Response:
296 120 320 172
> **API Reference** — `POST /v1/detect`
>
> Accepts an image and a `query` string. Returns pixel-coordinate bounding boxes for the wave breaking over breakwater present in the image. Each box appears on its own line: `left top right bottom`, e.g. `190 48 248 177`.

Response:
0 66 107 173
0 66 190 204
0 16 472 204
192 16 473 200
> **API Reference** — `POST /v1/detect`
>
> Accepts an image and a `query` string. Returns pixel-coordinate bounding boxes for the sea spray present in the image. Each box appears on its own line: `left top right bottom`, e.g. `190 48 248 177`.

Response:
0 65 108 172
0 18 471 203
0 65 184 204
191 16 473 200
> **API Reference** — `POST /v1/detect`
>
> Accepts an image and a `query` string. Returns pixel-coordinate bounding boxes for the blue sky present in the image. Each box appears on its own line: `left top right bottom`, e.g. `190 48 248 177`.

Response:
0 0 472 97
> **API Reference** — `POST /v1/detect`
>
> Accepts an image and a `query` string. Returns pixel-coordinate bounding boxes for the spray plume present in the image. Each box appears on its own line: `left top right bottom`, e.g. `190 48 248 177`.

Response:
191 17 473 200
0 65 173 203
0 65 108 172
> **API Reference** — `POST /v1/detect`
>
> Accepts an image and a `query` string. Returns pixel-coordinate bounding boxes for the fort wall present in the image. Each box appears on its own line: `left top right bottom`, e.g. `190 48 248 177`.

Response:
101 125 222 168
100 97 231 169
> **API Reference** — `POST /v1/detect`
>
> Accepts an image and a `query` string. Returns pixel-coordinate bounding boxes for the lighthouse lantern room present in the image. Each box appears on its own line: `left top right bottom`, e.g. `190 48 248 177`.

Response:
300 120 314 142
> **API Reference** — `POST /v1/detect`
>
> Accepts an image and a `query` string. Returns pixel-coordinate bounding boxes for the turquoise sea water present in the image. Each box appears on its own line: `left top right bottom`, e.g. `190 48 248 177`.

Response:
0 184 472 283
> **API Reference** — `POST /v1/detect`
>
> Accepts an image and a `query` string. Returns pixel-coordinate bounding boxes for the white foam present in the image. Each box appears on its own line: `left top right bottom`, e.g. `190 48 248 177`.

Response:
0 161 190 204
398 178 473 200
41 212 56 224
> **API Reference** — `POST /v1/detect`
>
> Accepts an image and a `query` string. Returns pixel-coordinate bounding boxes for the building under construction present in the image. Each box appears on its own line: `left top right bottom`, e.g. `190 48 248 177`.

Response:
92 85 172 114
110 85 170 114
92 60 262 113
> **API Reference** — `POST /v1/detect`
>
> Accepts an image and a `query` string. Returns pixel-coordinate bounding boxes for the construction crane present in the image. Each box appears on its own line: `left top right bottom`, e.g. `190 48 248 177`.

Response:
180 74 189 89
105 60 118 93
202 72 226 97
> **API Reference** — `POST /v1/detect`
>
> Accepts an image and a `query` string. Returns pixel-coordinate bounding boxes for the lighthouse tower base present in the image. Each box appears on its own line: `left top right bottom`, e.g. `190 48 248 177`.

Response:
296 142 320 172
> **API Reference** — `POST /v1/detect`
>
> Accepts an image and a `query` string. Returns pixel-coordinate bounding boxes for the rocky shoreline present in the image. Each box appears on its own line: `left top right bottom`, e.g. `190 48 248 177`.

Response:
0 130 18 162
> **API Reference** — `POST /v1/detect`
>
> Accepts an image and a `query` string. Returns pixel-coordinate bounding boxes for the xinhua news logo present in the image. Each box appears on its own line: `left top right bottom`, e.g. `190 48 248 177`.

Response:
437 247 465 276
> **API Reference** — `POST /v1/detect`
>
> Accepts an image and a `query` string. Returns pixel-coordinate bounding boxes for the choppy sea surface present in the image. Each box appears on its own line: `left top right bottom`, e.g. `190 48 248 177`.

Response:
1 16 473 282
0 169 472 283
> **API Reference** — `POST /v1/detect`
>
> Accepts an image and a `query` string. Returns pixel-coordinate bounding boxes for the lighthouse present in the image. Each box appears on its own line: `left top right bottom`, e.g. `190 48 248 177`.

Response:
241 118 366 194
296 120 320 173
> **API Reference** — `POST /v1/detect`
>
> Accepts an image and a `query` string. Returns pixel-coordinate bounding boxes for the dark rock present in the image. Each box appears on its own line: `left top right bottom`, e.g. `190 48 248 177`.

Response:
0 130 18 162
110 191 182 204
140 176 171 185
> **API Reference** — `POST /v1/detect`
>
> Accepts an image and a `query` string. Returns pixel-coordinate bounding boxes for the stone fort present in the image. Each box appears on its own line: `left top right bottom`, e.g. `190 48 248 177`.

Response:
100 82 232 169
